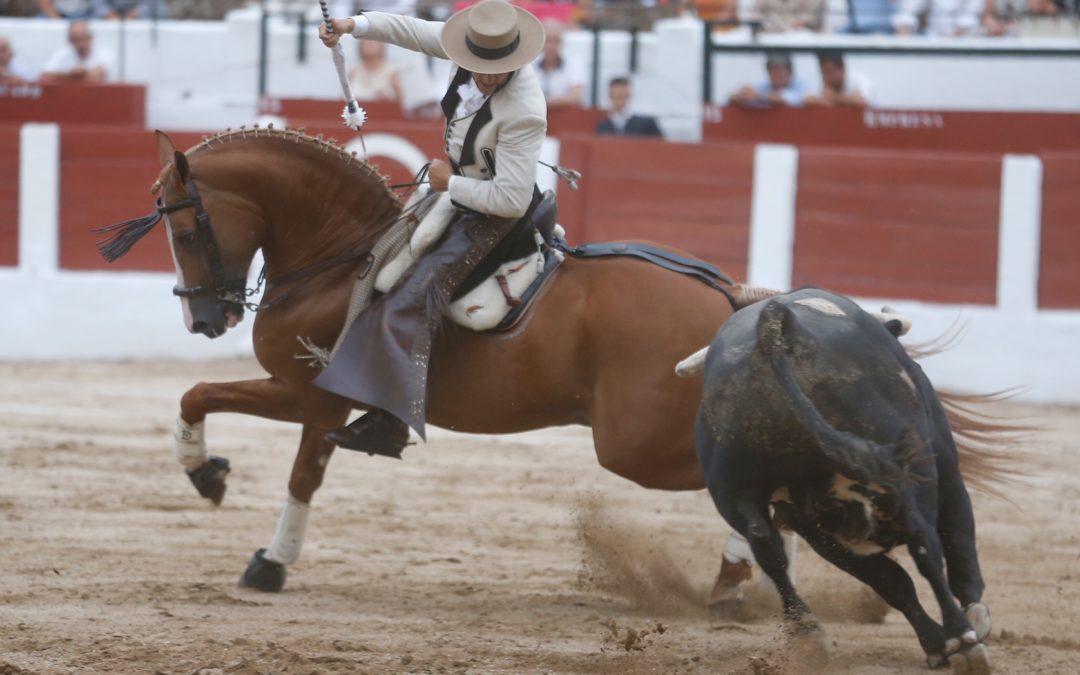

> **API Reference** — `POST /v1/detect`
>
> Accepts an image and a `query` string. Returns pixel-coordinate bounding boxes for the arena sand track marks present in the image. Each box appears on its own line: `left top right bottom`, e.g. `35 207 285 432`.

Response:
0 360 1078 674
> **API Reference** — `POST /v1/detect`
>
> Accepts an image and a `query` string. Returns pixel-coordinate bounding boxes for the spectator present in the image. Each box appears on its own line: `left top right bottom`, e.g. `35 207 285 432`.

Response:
37 0 101 18
729 53 808 108
40 20 112 83
753 0 826 32
983 0 1057 35
0 36 31 84
596 77 663 138
892 0 983 34
532 20 585 109
843 0 897 33
349 39 403 102
804 51 874 107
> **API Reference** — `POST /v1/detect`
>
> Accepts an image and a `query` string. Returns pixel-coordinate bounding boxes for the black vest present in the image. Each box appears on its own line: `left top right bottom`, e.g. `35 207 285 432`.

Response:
439 68 515 175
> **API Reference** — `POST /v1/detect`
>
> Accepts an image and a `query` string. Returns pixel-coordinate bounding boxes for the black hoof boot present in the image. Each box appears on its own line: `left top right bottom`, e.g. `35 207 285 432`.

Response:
239 548 286 592
186 455 231 505
325 410 412 459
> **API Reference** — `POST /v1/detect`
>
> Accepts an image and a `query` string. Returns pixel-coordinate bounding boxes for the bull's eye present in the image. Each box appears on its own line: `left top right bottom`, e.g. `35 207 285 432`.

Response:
177 232 197 246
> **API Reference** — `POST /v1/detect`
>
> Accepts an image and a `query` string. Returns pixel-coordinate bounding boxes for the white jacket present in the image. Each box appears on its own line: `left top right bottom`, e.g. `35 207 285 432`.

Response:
358 12 548 218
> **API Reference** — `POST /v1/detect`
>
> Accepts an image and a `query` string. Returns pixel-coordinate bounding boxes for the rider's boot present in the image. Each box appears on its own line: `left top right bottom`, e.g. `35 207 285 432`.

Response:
325 409 411 459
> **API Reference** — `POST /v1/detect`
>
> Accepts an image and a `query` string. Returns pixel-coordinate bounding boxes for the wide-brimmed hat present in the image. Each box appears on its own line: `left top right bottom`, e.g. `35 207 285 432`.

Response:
441 0 545 75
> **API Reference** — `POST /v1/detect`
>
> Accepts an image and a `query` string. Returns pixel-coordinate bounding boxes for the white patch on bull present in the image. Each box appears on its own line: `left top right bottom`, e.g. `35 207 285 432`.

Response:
899 369 917 394
164 214 195 333
770 486 793 504
828 475 887 556
794 297 847 317
675 346 709 377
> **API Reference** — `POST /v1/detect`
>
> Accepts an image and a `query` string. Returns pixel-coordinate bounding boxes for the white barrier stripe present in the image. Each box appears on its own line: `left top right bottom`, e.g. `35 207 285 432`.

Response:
18 123 60 276
747 144 799 292
997 155 1043 314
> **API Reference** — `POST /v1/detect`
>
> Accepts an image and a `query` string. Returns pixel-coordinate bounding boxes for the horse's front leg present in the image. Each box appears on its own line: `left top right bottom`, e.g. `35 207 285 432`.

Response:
239 423 346 593
175 378 347 504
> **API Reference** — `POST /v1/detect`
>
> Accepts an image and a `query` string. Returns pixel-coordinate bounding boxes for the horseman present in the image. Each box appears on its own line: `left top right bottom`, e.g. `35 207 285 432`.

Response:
316 0 548 455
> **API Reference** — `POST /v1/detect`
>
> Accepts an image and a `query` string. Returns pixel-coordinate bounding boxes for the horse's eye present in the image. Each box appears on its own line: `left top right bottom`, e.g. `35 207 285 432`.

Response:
177 232 197 246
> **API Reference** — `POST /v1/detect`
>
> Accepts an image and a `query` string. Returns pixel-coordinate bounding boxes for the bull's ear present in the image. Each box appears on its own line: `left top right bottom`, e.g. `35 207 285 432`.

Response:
156 130 175 168
174 151 190 183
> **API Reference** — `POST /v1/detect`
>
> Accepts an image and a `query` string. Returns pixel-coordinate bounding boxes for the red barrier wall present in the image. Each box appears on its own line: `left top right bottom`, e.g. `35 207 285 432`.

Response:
704 106 1080 155
556 135 753 279
0 125 18 267
0 83 145 127
793 149 1002 304
60 127 202 272
1038 153 1080 310
260 97 606 138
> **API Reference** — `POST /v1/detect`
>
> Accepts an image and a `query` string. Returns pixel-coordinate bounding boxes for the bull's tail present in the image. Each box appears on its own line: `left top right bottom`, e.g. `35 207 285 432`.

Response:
757 300 910 491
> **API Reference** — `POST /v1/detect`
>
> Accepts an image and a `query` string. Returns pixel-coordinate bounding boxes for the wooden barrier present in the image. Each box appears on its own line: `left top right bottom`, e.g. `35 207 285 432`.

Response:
0 82 145 127
793 148 1002 305
1038 153 1080 310
556 134 754 280
60 127 201 272
259 97 606 138
704 106 1080 155
0 125 17 267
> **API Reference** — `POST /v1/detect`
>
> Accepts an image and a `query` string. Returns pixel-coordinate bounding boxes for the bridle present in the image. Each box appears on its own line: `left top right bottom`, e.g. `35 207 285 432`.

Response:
161 177 252 308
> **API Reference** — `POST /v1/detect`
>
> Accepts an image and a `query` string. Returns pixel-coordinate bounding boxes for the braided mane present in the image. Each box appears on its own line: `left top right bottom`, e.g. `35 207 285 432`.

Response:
99 125 403 262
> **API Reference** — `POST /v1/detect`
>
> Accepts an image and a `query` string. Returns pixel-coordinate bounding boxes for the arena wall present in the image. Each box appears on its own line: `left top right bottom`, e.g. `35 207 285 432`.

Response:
3 15 1080 142
2 121 1078 403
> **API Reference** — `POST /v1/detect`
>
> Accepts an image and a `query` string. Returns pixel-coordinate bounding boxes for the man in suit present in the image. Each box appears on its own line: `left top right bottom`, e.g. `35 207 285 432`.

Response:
317 0 547 454
596 77 663 138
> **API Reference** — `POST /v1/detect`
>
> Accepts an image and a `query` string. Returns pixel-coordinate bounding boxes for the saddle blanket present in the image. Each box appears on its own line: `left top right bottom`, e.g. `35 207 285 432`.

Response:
375 190 553 332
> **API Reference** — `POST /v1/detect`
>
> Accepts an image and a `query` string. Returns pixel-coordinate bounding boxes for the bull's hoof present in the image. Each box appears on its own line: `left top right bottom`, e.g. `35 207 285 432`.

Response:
187 455 230 506
947 642 991 675
965 603 992 641
239 548 286 592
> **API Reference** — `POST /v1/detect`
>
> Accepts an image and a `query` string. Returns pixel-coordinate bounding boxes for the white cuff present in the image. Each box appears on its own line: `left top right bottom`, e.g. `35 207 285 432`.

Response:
447 175 459 194
350 14 370 38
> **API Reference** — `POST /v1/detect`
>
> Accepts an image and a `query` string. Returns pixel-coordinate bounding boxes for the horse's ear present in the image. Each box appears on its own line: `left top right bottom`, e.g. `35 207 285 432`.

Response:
174 151 190 183
156 130 175 169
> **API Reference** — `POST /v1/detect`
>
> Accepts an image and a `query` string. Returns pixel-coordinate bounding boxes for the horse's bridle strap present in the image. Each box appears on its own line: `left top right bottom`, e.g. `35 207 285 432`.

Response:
163 178 247 304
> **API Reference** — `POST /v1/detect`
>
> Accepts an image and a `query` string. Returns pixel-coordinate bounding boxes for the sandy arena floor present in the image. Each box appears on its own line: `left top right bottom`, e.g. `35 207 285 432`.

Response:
1 359 1078 674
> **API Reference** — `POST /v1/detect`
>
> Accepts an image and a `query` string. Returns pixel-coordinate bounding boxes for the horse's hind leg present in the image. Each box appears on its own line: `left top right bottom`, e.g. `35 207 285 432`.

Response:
239 422 347 592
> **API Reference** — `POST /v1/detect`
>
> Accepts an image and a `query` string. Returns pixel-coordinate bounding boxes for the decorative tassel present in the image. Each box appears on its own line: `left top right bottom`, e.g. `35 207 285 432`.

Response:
342 103 367 131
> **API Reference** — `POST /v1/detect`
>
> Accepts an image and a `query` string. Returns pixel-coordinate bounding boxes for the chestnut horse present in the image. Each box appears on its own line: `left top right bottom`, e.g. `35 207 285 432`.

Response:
104 129 739 592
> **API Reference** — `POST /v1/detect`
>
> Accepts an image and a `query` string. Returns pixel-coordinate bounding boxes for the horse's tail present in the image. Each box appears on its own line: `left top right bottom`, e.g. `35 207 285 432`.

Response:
731 284 782 309
935 389 1028 499
903 329 1028 498
757 300 911 492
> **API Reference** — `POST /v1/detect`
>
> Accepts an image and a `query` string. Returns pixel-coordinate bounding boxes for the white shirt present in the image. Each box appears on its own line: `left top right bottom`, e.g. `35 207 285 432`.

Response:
892 0 982 35
841 70 875 104
42 44 113 80
531 55 585 103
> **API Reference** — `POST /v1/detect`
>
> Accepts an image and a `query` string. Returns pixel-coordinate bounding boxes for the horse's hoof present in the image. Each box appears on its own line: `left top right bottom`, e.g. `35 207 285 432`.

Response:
948 643 991 675
965 603 992 641
239 548 286 592
187 455 230 506
927 652 948 669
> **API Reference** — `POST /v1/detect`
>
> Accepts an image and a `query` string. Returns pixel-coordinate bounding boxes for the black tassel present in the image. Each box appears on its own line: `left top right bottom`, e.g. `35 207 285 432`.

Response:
94 211 163 263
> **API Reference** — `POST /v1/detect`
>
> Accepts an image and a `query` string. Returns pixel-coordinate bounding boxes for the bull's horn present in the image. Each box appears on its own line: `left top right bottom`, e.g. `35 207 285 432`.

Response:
675 346 710 378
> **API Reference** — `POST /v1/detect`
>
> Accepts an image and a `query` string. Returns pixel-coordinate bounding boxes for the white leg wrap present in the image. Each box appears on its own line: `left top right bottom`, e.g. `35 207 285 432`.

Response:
173 417 208 470
264 496 310 566
723 530 756 564
783 530 798 582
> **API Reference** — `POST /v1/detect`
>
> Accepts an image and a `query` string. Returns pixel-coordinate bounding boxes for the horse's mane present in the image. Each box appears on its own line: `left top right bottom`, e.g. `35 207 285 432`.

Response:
98 125 403 262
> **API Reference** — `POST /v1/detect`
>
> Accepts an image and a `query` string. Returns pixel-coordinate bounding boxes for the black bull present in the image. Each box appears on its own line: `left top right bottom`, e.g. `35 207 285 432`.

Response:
693 288 992 673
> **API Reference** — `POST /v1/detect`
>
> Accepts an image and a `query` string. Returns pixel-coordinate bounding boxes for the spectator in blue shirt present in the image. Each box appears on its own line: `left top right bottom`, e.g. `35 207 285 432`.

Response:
729 53 808 108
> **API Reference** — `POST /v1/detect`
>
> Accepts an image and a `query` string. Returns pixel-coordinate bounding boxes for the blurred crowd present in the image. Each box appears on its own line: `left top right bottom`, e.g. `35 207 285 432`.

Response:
1 0 1072 35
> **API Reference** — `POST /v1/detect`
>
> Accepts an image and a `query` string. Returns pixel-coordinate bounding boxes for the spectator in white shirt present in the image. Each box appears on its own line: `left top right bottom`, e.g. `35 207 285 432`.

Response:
805 51 874 108
40 20 113 83
0 36 31 84
532 20 585 109
892 0 983 35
